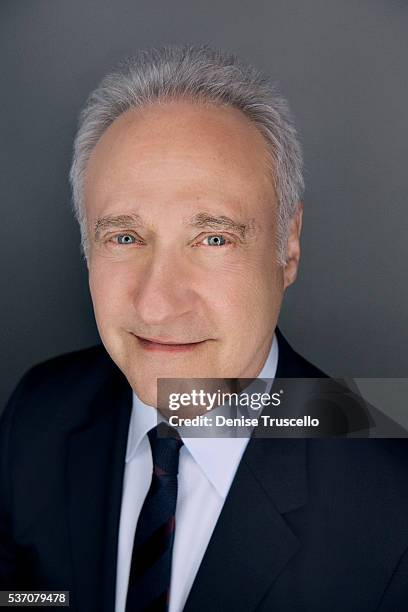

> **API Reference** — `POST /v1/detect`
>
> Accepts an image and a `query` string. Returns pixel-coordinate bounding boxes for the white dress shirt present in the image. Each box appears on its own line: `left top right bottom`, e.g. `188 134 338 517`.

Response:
115 334 278 612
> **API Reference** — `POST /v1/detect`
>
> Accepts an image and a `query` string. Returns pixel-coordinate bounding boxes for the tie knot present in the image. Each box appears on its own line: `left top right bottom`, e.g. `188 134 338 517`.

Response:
148 423 183 477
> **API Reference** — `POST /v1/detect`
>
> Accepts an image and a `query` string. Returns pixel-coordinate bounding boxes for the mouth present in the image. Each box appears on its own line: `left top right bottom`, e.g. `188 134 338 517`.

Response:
132 334 208 353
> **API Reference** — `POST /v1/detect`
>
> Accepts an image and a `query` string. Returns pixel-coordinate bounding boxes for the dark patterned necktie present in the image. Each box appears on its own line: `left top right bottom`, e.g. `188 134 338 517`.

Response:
125 423 183 612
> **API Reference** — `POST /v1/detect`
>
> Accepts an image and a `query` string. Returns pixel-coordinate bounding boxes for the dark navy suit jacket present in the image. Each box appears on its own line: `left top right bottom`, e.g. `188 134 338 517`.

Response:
1 329 408 611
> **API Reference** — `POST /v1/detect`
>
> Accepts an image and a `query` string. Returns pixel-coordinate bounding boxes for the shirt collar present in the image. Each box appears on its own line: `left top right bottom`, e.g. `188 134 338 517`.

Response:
126 333 279 497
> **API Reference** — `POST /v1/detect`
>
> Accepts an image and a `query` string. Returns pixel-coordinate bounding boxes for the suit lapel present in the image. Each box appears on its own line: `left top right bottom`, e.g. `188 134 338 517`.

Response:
183 438 306 612
66 361 132 612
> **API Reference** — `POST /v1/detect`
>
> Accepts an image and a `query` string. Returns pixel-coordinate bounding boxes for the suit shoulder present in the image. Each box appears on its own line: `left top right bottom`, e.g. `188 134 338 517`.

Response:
275 328 329 379
24 344 108 382
309 438 408 498
2 344 117 429
8 344 110 398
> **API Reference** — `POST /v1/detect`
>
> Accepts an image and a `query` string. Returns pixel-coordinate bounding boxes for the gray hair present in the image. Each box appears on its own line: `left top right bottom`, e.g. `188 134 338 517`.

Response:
70 44 304 263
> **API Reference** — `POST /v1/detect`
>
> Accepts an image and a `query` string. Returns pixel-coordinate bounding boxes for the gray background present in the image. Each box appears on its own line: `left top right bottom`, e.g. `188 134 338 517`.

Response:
1 0 407 410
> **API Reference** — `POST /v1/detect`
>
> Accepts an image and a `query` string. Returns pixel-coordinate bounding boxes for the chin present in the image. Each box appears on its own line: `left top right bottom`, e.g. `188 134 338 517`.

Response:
132 385 159 408
117 365 157 406
123 365 207 409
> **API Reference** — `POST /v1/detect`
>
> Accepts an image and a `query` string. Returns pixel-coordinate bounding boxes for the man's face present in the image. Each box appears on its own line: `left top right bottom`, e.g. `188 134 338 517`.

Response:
85 100 301 406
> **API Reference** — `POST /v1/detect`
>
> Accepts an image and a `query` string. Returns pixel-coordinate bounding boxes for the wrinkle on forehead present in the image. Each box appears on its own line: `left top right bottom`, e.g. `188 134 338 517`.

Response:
85 99 278 233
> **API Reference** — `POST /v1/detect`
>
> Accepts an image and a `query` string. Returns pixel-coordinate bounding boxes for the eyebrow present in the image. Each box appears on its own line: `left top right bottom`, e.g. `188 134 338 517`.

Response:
93 211 251 241
189 212 249 240
94 214 143 241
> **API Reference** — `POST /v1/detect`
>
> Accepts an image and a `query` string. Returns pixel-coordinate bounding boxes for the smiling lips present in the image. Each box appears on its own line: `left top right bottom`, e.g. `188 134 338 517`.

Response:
135 335 207 352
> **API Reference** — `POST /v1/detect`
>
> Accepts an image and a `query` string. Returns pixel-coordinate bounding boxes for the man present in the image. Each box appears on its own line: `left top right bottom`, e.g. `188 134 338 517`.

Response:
1 45 408 611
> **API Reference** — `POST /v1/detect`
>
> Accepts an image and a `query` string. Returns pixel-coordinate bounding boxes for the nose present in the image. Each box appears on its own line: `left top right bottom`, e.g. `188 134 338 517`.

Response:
132 246 199 327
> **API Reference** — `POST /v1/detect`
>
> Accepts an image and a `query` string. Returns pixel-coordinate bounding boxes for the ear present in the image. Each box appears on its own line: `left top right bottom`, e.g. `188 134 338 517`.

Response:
283 201 303 289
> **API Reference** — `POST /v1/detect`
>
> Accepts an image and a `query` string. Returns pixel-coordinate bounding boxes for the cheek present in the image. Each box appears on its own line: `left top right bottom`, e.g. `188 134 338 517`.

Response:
88 262 133 323
218 255 283 306
210 260 283 333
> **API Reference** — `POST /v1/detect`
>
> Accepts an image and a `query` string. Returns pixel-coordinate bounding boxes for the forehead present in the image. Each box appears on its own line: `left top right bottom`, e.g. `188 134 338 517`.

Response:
84 99 276 220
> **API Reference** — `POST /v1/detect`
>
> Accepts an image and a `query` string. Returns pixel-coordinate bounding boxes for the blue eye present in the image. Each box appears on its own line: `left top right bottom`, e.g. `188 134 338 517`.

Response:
205 235 226 246
116 234 136 245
